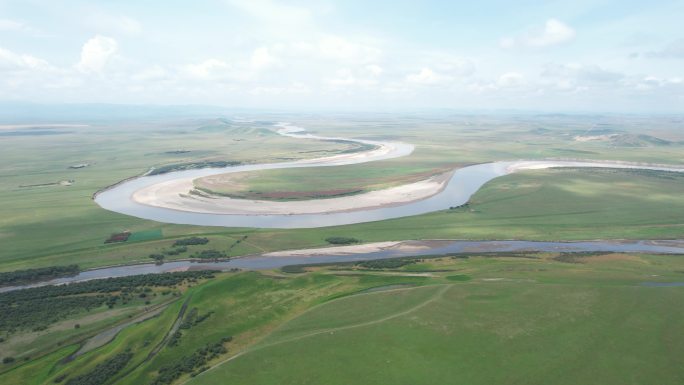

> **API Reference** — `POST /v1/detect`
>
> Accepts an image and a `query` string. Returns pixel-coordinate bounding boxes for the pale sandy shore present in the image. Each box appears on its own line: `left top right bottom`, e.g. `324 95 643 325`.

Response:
130 122 432 215
262 240 434 257
115 119 684 221
132 171 452 215
130 157 684 217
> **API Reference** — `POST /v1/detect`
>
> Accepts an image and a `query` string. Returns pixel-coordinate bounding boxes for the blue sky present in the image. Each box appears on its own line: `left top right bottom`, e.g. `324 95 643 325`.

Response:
0 0 682 112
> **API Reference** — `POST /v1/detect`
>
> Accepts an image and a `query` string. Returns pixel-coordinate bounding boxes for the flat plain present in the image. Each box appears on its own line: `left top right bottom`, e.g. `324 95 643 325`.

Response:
1 114 683 270
1 112 684 385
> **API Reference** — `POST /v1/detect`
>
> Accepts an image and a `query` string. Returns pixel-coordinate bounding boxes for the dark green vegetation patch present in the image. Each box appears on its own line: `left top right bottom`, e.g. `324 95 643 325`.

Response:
152 337 231 384
325 237 361 245
64 350 133 385
148 161 241 176
0 265 79 287
445 274 472 281
357 258 417 269
173 237 210 247
0 271 214 334
190 250 227 259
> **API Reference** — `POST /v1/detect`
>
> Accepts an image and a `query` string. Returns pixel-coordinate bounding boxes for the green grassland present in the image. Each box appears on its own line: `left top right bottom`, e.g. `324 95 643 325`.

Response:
0 117 367 269
203 281 684 385
0 272 214 375
193 162 455 200
196 115 684 199
4 253 684 384
1 114 683 272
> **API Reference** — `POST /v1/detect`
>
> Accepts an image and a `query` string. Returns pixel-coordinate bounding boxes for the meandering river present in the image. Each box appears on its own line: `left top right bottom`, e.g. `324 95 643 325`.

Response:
94 122 684 228
1 122 662 292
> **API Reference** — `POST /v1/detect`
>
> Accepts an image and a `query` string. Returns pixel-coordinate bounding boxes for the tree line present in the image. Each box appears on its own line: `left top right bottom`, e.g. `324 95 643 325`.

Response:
0 271 215 335
0 264 79 286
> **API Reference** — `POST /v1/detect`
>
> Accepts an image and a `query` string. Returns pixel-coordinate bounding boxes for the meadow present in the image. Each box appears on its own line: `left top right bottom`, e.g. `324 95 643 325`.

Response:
1 113 683 271
3 252 684 384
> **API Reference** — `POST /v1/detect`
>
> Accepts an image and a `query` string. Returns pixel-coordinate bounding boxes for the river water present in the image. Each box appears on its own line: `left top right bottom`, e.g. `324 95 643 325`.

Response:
94 123 684 229
15 123 666 293
3 239 683 293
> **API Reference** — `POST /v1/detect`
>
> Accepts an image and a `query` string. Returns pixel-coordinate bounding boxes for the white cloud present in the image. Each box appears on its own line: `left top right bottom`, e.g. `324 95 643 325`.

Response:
250 47 277 71
327 66 382 88
621 75 684 92
501 18 575 49
433 56 476 76
317 36 382 63
497 72 525 87
0 46 70 92
0 18 39 34
0 46 52 71
0 19 26 31
644 38 684 59
85 12 142 36
184 59 232 80
226 0 311 27
250 82 310 95
542 63 624 90
366 64 383 76
132 65 171 82
77 35 118 73
406 68 449 85
183 58 255 82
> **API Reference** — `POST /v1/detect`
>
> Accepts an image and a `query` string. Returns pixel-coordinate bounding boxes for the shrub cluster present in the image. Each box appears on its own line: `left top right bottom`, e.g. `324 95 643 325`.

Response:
190 250 227 259
0 271 215 334
0 265 79 286
152 337 232 384
65 350 133 385
357 258 417 269
169 307 214 347
173 237 209 247
325 236 360 245
148 161 241 176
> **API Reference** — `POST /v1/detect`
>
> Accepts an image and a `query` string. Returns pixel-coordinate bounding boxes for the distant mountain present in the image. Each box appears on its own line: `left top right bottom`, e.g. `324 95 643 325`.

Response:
572 132 672 147
0 102 231 123
195 118 275 136
611 134 672 146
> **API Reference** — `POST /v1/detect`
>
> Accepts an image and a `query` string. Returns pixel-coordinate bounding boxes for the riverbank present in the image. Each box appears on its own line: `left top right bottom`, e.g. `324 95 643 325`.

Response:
132 171 453 215
95 122 684 228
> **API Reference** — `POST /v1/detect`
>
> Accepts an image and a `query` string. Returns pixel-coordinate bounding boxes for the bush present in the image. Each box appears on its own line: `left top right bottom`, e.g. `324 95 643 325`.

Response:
281 265 306 274
0 271 215 334
151 339 230 385
357 258 417 269
446 275 472 282
173 237 209 247
148 161 241 176
0 265 79 286
191 250 227 259
325 237 360 245
65 350 133 385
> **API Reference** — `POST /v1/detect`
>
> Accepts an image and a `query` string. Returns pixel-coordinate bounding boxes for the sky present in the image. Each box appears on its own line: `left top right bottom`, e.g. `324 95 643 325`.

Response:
0 0 683 112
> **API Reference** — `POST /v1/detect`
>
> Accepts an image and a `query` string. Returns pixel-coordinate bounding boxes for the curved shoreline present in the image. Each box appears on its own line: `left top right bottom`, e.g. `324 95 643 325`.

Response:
132 170 455 215
94 122 684 228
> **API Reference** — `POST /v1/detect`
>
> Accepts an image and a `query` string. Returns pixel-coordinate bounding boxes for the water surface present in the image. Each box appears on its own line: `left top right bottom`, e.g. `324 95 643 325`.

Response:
3 239 682 293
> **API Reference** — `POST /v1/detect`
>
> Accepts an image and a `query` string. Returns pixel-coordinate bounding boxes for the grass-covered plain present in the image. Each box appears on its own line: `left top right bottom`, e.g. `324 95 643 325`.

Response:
1 114 683 271
202 281 684 385
3 252 684 385
193 162 455 200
